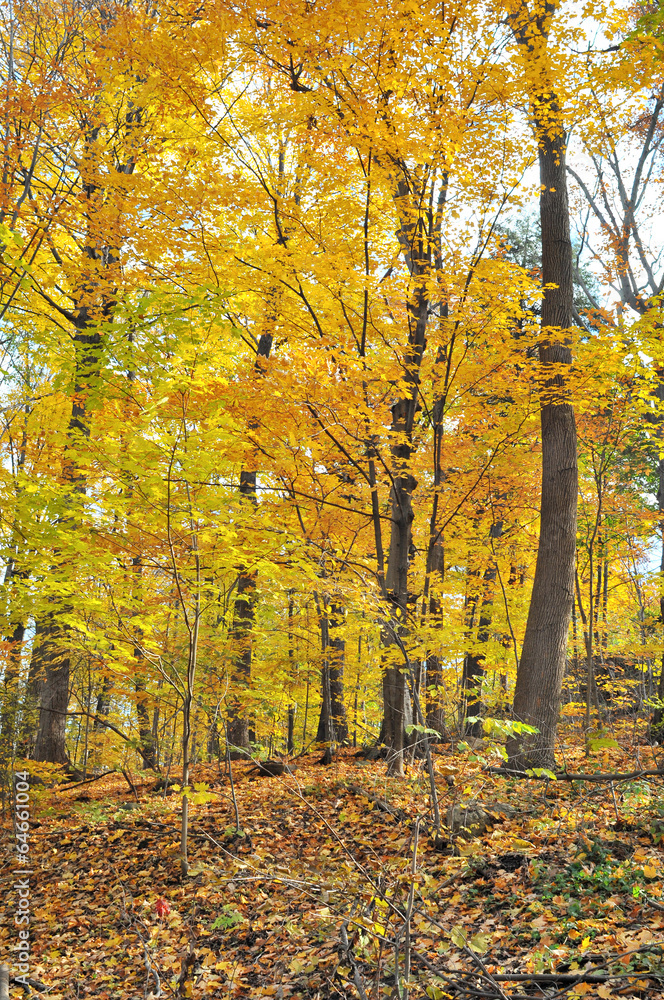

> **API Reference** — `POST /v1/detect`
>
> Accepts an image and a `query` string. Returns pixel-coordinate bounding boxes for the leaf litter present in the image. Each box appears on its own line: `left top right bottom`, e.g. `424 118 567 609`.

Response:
2 731 664 999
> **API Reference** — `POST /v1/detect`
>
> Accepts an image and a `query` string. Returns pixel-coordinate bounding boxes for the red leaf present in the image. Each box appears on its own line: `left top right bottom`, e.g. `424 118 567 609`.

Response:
154 897 171 917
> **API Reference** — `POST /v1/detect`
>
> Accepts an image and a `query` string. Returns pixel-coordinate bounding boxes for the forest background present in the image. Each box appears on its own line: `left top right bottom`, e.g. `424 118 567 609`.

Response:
3 0 664 998
1 0 664 857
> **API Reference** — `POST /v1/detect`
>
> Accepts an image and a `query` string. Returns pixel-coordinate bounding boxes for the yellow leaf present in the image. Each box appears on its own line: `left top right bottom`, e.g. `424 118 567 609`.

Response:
597 986 613 999
643 865 657 878
511 838 536 852
580 936 590 950
572 984 593 995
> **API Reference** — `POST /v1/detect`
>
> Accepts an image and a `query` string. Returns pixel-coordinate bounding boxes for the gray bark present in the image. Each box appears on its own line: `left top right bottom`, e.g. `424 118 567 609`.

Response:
507 7 578 769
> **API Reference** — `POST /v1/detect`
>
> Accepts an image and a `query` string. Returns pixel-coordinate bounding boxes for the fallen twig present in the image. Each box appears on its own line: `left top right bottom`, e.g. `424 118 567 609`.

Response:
346 783 405 819
487 766 664 782
121 768 140 801
54 769 118 793
491 971 664 983
462 946 510 1000
340 920 369 1000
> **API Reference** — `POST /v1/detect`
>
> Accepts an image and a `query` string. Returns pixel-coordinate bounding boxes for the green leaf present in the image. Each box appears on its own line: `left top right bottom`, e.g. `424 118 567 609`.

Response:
211 905 244 930
405 723 443 736
450 925 468 948
526 767 557 780
465 717 539 738
469 931 491 955
586 736 619 752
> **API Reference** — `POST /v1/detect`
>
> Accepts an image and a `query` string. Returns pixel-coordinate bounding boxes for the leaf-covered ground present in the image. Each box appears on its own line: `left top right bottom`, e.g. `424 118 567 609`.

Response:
2 728 664 999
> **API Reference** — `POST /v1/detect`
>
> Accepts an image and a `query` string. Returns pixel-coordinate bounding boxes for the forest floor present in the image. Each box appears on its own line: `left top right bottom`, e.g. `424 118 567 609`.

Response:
2 724 664 1000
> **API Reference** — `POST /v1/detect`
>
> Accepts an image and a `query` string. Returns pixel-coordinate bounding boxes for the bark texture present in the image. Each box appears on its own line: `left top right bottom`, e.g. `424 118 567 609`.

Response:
226 331 273 753
34 326 103 764
0 620 25 764
33 619 70 764
507 4 578 768
380 176 431 775
227 493 257 752
461 522 503 737
650 373 664 739
316 603 348 745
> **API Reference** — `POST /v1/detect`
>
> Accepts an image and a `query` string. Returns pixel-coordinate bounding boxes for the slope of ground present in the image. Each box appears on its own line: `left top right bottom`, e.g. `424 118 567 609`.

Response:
2 728 664 999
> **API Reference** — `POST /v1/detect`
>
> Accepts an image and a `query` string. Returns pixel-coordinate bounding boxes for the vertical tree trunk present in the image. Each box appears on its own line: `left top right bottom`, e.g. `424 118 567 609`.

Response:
20 620 47 755
93 672 112 728
33 618 70 765
462 577 496 738
227 514 257 752
316 602 348 745
226 329 274 753
507 5 578 769
462 523 503 736
31 81 142 765
650 372 664 738
33 325 105 763
287 704 295 754
134 671 158 770
424 511 447 739
0 432 29 763
381 263 427 772
328 603 348 743
0 620 25 765
422 293 451 741
36 333 99 766
130 555 158 770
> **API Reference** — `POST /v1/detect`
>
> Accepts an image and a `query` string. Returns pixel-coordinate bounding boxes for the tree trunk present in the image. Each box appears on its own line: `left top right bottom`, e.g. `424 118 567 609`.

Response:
33 618 70 765
462 523 502 737
134 671 158 770
316 604 348 743
0 466 29 763
20 620 48 756
423 476 448 740
33 323 104 764
0 620 25 765
227 525 256 753
227 328 274 752
287 704 295 754
650 372 664 739
93 672 112 728
316 602 348 745
507 13 578 769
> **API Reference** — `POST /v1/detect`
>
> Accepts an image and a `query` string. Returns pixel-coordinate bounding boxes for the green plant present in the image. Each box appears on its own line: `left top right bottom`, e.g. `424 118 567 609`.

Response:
211 906 244 931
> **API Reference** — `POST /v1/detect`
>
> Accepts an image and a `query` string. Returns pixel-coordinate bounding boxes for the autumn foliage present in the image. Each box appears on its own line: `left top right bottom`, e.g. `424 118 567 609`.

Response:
1 0 664 994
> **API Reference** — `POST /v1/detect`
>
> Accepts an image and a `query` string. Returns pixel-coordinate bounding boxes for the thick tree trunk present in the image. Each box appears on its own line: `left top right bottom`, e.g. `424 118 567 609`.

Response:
33 619 70 764
34 326 103 764
507 35 577 768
